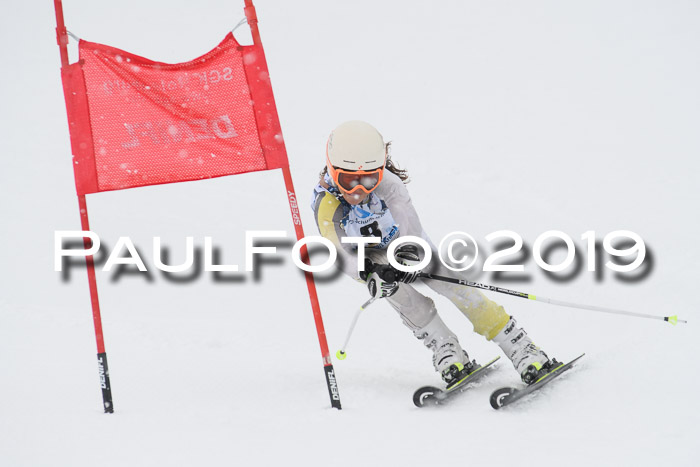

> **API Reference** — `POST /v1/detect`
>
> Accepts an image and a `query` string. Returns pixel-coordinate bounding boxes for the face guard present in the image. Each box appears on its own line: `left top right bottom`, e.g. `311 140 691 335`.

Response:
330 166 384 194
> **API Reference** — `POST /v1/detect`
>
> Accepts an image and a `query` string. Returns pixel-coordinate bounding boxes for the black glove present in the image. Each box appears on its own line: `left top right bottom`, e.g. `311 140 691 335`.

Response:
361 260 399 299
367 270 399 298
394 244 422 284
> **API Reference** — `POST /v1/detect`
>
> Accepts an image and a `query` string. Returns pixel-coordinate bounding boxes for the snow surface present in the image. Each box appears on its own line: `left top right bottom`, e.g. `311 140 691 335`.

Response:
1 1 699 466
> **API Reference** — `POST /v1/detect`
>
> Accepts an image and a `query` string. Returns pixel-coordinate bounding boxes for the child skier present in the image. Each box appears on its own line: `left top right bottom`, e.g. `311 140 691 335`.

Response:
311 120 557 387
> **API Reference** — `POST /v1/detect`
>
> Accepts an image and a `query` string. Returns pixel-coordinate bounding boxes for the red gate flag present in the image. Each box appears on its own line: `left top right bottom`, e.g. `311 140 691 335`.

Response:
62 33 287 195
55 0 340 412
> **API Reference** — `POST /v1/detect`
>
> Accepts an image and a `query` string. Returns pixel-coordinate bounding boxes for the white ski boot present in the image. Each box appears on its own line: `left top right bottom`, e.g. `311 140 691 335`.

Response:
414 313 473 388
493 317 556 384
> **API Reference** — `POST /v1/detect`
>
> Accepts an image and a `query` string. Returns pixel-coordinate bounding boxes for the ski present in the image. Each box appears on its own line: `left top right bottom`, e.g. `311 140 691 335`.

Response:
413 356 501 408
489 353 585 409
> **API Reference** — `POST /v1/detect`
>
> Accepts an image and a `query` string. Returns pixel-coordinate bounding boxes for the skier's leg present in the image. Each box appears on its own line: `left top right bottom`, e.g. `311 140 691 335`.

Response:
423 261 551 382
409 235 511 341
385 284 473 384
368 250 469 383
422 264 510 341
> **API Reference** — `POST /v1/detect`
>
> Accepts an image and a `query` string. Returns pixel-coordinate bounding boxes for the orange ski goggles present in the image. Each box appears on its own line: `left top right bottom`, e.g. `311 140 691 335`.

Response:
330 166 385 194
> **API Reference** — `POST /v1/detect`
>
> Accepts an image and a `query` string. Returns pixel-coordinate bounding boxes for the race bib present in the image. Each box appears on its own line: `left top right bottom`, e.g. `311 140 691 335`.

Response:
341 194 399 249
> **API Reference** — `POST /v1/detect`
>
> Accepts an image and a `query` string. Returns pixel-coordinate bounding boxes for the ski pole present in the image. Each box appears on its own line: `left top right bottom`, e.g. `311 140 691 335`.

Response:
336 297 376 360
418 273 687 325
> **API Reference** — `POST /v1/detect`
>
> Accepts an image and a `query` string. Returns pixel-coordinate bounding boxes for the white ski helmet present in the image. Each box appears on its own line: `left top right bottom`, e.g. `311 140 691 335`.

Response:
326 121 386 173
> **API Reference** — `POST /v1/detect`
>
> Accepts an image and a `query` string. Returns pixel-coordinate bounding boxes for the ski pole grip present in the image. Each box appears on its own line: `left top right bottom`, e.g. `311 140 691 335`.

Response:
375 265 398 282
362 261 399 282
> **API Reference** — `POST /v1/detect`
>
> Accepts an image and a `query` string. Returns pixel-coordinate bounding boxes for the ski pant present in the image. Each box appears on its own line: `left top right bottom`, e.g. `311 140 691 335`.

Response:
366 249 510 341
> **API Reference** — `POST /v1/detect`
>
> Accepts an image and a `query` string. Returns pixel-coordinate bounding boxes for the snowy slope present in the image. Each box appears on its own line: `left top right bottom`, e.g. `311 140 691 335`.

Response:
1 1 699 466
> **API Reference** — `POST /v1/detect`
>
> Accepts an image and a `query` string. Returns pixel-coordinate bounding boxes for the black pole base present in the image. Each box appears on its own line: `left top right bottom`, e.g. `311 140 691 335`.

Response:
323 364 342 410
97 352 114 413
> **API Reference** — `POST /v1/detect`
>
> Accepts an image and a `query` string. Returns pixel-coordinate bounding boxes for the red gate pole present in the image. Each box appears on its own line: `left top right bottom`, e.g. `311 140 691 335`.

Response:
54 0 69 67
54 0 115 413
243 0 341 409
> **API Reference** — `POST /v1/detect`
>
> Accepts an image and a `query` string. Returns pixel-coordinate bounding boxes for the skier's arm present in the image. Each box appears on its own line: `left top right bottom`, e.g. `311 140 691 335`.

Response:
382 174 429 244
312 190 364 280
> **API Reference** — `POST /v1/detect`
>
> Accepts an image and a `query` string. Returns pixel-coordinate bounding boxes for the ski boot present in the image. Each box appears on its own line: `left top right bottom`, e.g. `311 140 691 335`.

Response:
493 317 556 385
414 313 472 388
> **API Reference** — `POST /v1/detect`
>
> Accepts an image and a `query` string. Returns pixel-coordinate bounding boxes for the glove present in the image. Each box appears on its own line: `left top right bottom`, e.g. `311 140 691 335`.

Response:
394 244 422 284
367 268 399 299
361 260 399 299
